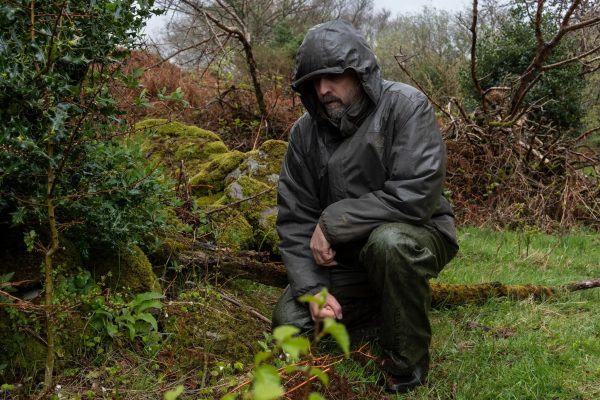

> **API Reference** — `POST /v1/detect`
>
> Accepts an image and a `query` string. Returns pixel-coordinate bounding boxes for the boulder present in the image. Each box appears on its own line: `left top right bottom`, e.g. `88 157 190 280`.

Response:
137 119 288 253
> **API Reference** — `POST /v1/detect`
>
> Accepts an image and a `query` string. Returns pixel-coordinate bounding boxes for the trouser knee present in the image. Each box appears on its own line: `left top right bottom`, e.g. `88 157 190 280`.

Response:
361 223 441 280
271 285 313 332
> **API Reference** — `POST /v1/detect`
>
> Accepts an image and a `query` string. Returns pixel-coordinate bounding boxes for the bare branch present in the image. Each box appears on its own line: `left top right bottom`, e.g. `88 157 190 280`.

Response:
542 43 600 70
394 53 452 120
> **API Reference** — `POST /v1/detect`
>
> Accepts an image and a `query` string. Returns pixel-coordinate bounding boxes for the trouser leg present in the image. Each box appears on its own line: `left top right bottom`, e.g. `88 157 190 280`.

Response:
272 285 314 332
360 223 456 374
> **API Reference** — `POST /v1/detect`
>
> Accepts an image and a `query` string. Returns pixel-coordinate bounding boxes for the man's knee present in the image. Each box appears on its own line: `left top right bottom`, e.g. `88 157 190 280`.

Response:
361 223 440 278
272 286 313 331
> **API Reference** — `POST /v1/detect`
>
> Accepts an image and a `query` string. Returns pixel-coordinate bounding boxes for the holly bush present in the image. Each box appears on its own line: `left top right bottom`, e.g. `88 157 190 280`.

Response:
0 0 176 251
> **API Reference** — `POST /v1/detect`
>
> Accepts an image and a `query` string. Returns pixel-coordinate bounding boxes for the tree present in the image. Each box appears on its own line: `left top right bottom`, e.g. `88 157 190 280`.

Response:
374 7 470 106
156 0 384 123
159 0 318 119
465 0 600 131
0 0 172 390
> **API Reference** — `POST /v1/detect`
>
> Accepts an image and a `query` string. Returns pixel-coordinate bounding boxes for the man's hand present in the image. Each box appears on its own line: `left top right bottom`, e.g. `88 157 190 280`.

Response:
310 223 338 267
309 292 343 321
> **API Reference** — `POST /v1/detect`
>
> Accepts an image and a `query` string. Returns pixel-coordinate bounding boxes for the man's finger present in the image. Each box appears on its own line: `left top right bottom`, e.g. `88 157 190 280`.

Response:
328 295 343 320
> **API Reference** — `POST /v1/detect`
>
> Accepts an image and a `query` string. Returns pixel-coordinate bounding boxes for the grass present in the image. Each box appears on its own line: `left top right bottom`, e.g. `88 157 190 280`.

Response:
333 227 600 399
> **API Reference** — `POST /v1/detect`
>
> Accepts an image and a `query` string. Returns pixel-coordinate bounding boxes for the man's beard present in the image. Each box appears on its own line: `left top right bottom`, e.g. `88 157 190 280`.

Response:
321 94 345 124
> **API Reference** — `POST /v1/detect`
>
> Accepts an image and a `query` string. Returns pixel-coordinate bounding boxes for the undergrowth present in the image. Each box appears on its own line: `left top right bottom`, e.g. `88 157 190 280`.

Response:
1 228 598 399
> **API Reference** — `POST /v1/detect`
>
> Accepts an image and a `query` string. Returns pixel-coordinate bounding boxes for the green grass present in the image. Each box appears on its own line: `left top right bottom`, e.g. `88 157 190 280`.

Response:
334 227 600 399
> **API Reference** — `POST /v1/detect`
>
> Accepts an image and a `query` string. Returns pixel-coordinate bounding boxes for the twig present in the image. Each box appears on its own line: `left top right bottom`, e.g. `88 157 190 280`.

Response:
204 186 275 216
218 291 271 325
393 53 452 119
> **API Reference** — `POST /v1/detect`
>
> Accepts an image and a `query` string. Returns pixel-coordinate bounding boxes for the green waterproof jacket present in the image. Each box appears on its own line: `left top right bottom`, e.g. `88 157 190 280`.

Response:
277 20 457 298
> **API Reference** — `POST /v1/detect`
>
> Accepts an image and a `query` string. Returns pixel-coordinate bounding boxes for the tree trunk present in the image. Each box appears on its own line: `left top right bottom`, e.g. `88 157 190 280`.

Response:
241 38 267 118
43 142 60 391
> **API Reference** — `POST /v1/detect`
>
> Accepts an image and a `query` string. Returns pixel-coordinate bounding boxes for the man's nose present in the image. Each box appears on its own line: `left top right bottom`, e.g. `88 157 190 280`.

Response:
314 77 332 97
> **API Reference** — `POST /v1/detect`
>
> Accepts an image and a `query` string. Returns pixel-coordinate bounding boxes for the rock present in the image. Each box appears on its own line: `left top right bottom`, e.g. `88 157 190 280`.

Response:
134 119 230 178
137 119 289 254
88 244 161 293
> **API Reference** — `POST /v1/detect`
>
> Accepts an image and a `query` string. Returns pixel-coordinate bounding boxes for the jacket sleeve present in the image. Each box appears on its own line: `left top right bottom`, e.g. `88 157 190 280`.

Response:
319 96 446 245
276 121 330 298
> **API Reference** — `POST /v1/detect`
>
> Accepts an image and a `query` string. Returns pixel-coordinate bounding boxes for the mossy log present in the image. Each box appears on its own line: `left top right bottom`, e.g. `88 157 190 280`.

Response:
184 247 600 306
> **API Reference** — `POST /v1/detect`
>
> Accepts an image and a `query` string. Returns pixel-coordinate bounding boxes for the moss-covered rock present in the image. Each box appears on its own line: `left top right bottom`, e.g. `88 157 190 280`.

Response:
220 176 279 252
136 120 288 254
209 209 255 251
134 119 230 177
88 244 161 293
225 140 288 186
189 150 246 196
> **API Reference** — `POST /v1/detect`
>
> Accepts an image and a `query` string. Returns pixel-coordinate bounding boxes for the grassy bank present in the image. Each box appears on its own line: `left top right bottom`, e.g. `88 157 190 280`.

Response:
335 227 600 399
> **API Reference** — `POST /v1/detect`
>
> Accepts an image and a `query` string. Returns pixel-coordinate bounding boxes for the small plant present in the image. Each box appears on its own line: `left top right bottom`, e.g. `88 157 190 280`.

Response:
223 288 349 400
88 291 164 351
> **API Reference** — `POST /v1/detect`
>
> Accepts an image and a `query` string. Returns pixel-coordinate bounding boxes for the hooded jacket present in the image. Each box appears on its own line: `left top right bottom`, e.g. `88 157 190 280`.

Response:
277 20 457 298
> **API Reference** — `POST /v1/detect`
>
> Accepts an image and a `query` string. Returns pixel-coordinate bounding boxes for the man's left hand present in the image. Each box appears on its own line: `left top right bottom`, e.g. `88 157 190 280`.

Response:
310 223 338 267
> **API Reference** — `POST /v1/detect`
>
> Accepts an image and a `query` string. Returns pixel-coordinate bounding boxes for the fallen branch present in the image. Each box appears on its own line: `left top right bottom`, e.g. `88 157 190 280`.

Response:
187 248 600 307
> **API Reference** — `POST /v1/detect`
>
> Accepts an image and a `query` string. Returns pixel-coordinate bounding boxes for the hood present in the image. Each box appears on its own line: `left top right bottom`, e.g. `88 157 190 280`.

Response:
292 20 382 126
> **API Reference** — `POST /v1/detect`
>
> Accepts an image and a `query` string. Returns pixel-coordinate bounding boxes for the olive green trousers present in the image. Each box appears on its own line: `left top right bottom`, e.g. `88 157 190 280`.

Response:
272 222 457 373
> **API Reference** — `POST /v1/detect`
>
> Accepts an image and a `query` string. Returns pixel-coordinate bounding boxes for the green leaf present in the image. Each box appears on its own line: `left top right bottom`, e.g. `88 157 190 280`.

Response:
163 385 184 400
299 288 328 307
253 365 283 400
130 292 163 311
220 394 237 400
281 336 311 360
105 322 118 338
136 312 158 331
309 367 329 386
116 314 136 326
0 272 15 283
322 318 350 356
308 393 325 400
273 325 300 343
254 351 272 365
130 291 164 303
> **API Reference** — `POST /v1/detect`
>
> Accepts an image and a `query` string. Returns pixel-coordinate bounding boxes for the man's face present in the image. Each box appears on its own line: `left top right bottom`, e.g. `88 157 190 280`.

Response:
313 71 361 122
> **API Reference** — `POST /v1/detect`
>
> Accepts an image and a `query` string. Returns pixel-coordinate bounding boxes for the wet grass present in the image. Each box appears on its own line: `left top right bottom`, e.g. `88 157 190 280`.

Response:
333 227 600 399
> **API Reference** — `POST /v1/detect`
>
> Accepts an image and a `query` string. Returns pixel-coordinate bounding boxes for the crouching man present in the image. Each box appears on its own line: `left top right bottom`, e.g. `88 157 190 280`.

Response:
272 20 458 393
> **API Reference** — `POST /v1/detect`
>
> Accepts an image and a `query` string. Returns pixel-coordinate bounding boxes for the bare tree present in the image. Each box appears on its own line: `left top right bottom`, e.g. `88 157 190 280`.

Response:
159 0 315 118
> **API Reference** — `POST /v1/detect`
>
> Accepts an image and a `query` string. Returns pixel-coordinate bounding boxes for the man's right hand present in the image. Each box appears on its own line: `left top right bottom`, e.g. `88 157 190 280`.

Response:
310 223 338 267
309 292 343 321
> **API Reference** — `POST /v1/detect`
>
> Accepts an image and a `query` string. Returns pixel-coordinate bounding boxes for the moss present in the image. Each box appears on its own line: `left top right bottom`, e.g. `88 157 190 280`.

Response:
134 119 229 177
88 245 161 293
221 176 279 253
209 209 255 251
189 150 246 196
256 209 280 253
135 119 220 140
195 192 226 207
205 141 229 157
163 287 266 373
230 140 287 186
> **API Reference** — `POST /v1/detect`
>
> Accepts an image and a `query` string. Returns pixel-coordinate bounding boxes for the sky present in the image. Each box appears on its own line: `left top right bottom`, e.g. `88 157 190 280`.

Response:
145 0 471 38
374 0 470 15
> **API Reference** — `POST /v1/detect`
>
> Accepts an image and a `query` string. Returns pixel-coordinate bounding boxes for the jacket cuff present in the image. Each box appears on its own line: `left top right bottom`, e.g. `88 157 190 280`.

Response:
318 217 335 245
293 284 326 300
